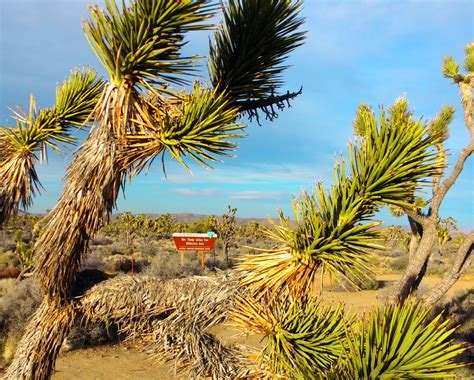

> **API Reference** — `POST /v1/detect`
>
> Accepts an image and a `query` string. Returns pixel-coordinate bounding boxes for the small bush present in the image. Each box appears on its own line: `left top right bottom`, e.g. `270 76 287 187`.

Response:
65 320 118 351
104 254 133 273
0 252 20 270
91 236 113 246
0 279 42 361
387 255 409 272
144 251 203 279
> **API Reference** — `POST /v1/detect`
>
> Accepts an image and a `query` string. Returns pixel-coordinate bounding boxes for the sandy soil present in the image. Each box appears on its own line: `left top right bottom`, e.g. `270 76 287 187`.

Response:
47 274 473 380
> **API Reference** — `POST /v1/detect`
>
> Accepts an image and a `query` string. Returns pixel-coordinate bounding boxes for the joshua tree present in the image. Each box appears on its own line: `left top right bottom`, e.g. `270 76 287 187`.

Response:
117 211 139 247
4 0 305 378
233 96 467 378
388 44 474 305
153 212 176 239
210 205 237 267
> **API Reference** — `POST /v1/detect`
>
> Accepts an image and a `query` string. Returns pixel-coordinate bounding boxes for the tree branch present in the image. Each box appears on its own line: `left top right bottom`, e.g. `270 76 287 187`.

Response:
422 231 473 306
430 142 474 214
429 76 473 214
236 87 303 123
402 207 427 226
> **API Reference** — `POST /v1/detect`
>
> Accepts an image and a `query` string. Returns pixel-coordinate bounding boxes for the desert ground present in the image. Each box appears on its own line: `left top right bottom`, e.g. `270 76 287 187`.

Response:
49 274 473 380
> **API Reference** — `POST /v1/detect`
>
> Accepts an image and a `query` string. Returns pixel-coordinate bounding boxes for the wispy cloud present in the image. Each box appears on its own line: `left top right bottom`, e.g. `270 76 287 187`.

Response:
173 188 220 197
230 190 285 201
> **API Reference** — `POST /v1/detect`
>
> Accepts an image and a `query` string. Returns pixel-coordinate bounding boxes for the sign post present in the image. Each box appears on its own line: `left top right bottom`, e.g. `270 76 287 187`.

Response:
172 232 218 270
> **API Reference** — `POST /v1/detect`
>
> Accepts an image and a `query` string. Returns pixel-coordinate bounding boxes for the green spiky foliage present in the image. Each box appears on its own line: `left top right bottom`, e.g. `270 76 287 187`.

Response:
209 0 306 117
428 105 455 143
238 98 443 298
122 84 244 175
83 0 215 87
0 68 104 224
233 295 348 379
343 300 465 379
463 42 474 73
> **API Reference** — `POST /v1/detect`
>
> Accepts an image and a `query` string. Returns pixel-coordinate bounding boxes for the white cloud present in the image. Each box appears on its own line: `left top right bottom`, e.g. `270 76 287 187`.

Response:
173 188 220 197
230 190 286 201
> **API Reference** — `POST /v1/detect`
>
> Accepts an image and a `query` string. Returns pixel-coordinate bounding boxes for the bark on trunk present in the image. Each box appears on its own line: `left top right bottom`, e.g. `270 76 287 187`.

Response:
388 224 436 303
7 85 128 379
422 232 473 306
5 299 77 380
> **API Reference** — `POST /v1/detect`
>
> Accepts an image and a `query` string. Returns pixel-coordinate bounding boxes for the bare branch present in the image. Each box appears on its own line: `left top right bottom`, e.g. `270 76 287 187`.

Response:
236 87 303 123
430 77 473 214
430 142 474 214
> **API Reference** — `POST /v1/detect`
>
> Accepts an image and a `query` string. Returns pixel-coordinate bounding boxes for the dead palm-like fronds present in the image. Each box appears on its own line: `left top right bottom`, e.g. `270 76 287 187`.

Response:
343 299 466 379
77 274 241 379
149 277 241 378
0 68 103 224
4 299 78 380
237 98 443 299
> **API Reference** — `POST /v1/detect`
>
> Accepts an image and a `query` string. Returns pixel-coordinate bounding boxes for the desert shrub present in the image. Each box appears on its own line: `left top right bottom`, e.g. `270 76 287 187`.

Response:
0 279 15 298
0 279 42 361
426 257 449 275
65 320 118 351
204 256 234 270
91 236 113 246
144 251 203 279
136 243 159 257
0 252 19 270
376 249 404 258
104 254 132 273
103 254 148 273
387 254 409 272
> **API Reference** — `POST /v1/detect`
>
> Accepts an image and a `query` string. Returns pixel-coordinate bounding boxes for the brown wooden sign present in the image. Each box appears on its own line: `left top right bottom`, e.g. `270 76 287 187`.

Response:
172 233 218 269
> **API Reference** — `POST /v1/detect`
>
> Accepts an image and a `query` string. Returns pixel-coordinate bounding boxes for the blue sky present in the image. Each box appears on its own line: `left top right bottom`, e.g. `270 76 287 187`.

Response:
1 0 473 228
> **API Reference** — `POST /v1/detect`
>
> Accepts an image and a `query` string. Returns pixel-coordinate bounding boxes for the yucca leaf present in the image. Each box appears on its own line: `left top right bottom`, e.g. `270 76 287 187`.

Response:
83 0 215 88
209 0 305 106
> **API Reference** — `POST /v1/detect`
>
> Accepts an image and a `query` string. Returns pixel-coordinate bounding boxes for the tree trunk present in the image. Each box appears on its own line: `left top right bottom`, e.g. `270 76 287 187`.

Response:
223 243 229 268
7 85 127 378
388 224 436 303
407 216 423 260
422 232 473 306
5 299 77 380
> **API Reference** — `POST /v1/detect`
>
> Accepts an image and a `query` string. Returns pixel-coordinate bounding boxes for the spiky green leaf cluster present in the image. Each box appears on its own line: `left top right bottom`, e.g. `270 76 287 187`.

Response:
443 56 463 82
83 0 215 87
343 300 465 379
0 68 103 222
353 103 375 136
2 67 103 159
233 295 348 379
238 98 443 297
123 83 244 174
209 0 306 104
428 105 455 143
464 42 474 73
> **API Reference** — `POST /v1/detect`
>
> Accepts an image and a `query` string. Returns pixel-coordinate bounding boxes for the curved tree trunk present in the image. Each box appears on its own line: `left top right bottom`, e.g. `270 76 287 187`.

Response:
6 86 127 379
388 224 437 303
5 299 77 380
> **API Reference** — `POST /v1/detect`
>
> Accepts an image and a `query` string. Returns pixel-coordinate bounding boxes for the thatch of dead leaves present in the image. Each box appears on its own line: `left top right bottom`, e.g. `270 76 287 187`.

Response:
78 273 243 379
